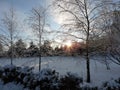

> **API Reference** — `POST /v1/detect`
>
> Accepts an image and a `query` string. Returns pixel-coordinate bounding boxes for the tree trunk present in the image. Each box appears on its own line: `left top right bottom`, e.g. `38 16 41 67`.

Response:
11 40 13 65
84 0 91 82
39 37 41 71
86 36 90 82
39 14 41 71
86 50 90 82
10 26 13 65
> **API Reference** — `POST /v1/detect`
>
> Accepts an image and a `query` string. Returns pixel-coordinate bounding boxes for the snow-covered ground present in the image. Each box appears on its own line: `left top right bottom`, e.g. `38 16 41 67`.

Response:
0 56 120 87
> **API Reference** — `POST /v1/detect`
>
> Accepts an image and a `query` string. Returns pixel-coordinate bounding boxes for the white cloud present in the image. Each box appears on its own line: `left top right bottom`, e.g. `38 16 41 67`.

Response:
47 0 73 25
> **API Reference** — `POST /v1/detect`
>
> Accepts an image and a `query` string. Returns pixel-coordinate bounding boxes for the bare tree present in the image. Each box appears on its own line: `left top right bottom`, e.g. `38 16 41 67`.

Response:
109 9 120 65
0 7 18 65
53 0 113 82
94 0 113 70
99 1 120 65
29 6 46 71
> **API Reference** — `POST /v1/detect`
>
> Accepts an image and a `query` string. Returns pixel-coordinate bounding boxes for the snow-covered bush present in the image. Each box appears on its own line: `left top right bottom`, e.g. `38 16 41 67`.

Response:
102 78 120 90
26 68 60 90
0 65 34 85
0 65 83 90
0 65 120 90
0 65 21 84
37 68 59 90
59 72 83 90
0 65 59 90
115 77 120 84
18 67 34 88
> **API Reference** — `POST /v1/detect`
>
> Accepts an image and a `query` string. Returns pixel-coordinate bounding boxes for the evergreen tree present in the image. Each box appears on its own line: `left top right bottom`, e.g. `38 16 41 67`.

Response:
28 41 39 57
15 39 26 57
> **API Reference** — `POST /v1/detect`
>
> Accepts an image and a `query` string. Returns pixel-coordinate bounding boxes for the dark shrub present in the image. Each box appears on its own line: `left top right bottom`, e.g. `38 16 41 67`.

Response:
0 65 21 84
1 65 120 90
102 79 120 90
59 72 83 90
0 65 34 85
38 68 59 90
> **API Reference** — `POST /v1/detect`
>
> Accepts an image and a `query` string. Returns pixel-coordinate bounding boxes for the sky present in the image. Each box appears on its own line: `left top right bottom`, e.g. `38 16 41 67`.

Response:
0 0 61 45
0 0 43 40
0 0 119 46
0 0 47 13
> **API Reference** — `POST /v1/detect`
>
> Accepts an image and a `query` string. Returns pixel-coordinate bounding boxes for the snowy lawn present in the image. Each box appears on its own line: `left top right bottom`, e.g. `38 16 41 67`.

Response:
0 56 120 87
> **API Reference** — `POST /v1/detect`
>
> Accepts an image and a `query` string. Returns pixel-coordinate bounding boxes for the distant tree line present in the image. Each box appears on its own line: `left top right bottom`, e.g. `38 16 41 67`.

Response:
0 39 88 58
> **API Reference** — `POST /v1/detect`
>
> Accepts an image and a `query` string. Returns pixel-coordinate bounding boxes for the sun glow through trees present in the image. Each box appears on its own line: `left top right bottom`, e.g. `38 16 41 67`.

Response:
64 41 72 48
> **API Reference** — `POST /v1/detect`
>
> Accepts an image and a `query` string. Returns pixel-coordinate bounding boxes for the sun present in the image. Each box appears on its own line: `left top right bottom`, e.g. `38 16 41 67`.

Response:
65 41 72 47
